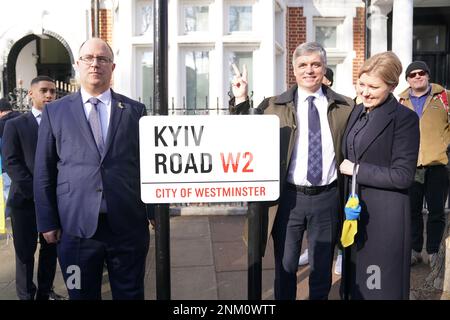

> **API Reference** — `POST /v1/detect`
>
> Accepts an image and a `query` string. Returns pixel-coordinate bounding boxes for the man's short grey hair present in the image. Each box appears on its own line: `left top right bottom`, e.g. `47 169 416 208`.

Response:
292 42 327 68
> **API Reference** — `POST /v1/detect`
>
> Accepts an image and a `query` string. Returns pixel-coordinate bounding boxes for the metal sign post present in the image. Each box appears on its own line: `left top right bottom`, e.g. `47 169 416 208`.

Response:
247 107 263 300
153 0 170 300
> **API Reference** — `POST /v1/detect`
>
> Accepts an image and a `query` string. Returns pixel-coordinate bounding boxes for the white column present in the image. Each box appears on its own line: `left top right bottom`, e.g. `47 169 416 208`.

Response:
168 0 179 110
392 0 413 94
369 2 392 55
213 0 224 111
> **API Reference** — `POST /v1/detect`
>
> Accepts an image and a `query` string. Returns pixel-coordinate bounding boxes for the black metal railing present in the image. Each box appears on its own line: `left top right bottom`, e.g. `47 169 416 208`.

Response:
8 80 77 113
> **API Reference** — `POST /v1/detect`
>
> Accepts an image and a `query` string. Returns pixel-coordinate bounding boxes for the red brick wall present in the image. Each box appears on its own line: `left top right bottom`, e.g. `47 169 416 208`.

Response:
286 7 306 88
91 9 113 46
353 7 365 84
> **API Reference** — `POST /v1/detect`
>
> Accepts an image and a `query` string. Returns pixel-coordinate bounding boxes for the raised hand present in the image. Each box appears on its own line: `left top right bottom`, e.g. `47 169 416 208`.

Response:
231 63 248 105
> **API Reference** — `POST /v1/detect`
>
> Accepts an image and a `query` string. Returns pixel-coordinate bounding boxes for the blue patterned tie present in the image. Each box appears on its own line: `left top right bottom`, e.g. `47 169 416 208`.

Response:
307 96 322 186
88 97 104 154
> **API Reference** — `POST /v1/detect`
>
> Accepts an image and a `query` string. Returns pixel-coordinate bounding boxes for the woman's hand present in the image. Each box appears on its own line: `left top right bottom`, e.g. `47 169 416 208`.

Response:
340 159 358 176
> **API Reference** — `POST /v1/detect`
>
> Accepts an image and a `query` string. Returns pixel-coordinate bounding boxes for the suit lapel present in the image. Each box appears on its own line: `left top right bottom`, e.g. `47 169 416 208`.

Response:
69 92 101 158
102 90 123 161
25 112 39 147
356 95 396 160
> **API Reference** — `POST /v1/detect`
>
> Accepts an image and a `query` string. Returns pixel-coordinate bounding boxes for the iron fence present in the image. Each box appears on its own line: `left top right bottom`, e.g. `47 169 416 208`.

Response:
8 80 77 113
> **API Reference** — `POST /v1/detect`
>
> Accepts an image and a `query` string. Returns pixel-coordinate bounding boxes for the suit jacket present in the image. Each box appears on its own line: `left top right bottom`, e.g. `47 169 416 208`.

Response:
34 90 152 238
0 110 22 172
234 84 354 254
2 112 39 208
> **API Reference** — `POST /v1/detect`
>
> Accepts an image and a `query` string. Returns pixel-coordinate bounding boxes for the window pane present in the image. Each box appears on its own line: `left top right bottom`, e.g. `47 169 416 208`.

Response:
184 6 209 32
186 51 209 110
414 25 446 52
135 0 153 36
316 26 337 48
229 52 253 98
140 50 154 111
229 6 252 32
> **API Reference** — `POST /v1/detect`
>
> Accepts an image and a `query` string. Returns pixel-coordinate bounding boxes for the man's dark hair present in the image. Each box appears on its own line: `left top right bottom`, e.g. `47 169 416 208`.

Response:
30 75 55 87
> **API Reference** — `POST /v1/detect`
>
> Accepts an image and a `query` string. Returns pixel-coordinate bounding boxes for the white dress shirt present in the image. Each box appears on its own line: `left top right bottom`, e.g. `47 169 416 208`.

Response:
287 87 337 186
81 88 112 142
31 107 42 125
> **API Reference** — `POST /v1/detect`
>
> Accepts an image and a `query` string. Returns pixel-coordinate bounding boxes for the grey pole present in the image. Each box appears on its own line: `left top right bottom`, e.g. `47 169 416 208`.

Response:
153 0 170 300
247 107 263 300
93 0 99 37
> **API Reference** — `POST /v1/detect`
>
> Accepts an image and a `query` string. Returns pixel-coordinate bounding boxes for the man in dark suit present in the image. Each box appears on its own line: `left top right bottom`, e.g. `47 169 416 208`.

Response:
2 76 64 300
34 38 152 300
230 42 354 299
0 98 21 218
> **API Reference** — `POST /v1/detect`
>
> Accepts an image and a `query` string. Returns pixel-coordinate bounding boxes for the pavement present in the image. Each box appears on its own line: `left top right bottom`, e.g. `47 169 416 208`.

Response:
0 207 447 300
0 207 343 300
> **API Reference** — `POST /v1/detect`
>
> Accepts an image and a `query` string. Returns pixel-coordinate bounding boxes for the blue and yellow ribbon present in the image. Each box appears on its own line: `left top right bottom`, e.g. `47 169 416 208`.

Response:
340 194 360 247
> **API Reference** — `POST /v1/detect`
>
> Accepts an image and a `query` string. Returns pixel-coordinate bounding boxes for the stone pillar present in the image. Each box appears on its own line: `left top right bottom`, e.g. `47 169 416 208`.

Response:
368 1 392 55
392 0 413 94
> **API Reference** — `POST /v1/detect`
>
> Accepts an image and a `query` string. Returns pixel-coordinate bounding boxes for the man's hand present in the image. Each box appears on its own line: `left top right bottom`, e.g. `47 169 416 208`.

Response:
150 219 156 230
231 63 248 105
42 229 61 244
340 159 358 176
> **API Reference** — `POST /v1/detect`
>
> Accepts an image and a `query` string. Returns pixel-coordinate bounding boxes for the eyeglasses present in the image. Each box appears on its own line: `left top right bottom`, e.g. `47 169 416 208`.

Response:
79 55 113 65
407 70 427 78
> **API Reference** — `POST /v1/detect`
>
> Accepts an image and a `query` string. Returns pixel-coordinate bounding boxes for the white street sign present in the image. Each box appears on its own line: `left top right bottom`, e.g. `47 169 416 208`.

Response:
139 115 279 203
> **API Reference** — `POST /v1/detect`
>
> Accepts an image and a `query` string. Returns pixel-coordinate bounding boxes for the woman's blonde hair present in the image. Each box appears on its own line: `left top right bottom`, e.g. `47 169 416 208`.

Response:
358 51 402 87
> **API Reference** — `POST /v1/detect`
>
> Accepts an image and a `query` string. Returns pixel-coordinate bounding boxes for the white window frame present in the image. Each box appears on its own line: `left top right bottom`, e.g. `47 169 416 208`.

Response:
224 0 256 35
179 45 215 111
134 45 154 108
223 47 255 103
179 0 213 36
313 17 345 50
133 0 154 38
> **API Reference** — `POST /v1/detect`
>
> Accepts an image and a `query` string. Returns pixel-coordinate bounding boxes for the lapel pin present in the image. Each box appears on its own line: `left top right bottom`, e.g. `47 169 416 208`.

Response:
118 102 125 109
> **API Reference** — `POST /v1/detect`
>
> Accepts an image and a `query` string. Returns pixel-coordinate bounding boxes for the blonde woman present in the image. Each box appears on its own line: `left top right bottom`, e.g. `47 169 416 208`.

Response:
339 52 420 299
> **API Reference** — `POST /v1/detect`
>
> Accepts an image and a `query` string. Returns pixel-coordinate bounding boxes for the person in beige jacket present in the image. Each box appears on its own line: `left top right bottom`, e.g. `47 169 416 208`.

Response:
399 60 450 267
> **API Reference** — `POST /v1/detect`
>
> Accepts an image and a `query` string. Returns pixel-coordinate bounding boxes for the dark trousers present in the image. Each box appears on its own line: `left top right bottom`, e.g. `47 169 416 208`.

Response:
10 206 57 300
57 214 150 300
272 184 339 300
410 165 448 254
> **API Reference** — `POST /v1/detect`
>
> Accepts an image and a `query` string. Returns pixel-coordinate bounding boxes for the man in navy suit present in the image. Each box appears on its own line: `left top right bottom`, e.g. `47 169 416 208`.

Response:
2 76 64 300
34 38 153 300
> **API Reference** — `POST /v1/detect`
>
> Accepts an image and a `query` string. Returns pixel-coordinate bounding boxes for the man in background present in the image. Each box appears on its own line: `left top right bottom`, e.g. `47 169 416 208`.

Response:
0 98 21 218
399 61 450 267
2 76 64 300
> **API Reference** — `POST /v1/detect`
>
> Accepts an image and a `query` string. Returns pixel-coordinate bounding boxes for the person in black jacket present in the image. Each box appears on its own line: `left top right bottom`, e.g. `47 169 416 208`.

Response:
0 98 21 217
2 76 64 300
340 52 420 299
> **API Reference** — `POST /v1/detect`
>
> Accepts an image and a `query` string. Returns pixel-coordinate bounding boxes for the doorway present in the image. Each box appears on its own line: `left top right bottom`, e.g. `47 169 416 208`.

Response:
3 32 74 97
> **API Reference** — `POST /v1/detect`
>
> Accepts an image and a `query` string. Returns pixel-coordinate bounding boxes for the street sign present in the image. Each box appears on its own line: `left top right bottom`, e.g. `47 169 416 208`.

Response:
140 115 280 203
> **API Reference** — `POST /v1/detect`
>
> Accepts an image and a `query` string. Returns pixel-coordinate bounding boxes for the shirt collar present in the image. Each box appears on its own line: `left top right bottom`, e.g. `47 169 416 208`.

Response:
409 85 431 99
297 86 325 103
31 107 42 118
81 87 112 105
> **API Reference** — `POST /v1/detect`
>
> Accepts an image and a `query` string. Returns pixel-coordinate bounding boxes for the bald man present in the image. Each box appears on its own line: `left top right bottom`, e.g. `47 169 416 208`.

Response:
34 38 153 300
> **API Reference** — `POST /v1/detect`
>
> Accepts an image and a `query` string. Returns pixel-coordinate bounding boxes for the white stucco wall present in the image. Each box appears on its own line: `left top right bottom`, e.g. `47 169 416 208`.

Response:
0 0 92 94
15 40 37 89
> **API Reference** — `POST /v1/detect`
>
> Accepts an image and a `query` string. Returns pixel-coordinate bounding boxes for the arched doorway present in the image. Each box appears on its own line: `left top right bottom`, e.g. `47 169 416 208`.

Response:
3 31 74 97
